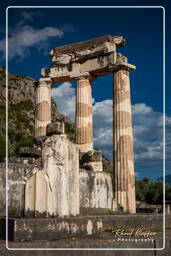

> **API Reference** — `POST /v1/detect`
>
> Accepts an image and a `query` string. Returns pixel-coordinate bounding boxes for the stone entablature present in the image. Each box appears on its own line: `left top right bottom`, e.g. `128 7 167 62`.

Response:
52 35 125 55
41 35 126 81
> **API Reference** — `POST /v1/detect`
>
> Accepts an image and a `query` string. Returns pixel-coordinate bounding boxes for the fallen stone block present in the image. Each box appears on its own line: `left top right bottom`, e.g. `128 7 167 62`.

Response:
80 150 102 171
34 136 48 146
80 149 102 163
46 122 65 136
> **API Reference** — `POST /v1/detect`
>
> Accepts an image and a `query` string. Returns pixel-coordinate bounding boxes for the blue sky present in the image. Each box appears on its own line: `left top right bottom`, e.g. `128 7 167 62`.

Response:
0 0 170 180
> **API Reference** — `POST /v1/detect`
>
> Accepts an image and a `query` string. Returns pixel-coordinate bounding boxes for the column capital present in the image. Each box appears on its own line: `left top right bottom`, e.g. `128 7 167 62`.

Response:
113 62 136 73
72 72 96 82
34 77 53 88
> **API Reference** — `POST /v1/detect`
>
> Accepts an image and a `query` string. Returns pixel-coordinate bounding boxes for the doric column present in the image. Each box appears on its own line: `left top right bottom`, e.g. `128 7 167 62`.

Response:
75 73 94 153
35 77 52 137
113 63 136 213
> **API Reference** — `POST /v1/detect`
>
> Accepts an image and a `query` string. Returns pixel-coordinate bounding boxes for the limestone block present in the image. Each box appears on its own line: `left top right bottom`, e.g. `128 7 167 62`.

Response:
68 141 80 215
4 217 103 241
54 53 71 64
80 149 102 163
0 163 41 216
43 52 116 82
80 150 103 172
46 122 65 136
25 169 54 217
79 170 113 211
71 42 116 63
43 135 80 216
52 35 125 57
34 136 48 146
35 171 48 217
25 175 35 215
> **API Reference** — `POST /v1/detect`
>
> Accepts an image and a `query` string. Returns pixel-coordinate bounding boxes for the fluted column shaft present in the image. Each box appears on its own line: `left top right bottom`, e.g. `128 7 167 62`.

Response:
35 78 52 137
113 66 136 213
75 76 93 153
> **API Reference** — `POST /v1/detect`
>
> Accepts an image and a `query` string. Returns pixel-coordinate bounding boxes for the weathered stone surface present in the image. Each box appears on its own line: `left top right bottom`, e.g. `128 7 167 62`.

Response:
41 36 126 81
25 134 79 217
79 169 113 210
80 150 103 171
46 122 65 136
42 52 116 82
113 65 136 213
1 215 169 252
80 149 102 163
101 214 165 231
52 35 125 55
75 76 93 152
0 162 42 216
34 135 48 146
0 35 137 224
8 157 35 165
19 147 42 158
35 78 52 137
0 239 157 255
2 217 103 241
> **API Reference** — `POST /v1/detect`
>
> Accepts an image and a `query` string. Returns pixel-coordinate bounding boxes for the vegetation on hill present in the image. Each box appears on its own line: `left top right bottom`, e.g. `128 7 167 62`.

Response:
136 177 171 205
0 67 76 162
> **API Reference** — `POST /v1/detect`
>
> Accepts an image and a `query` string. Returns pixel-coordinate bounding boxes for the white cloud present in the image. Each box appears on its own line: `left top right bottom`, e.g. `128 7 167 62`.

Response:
0 11 76 62
51 82 170 171
52 82 76 120
93 100 113 159
0 23 63 60
0 11 66 61
132 103 152 115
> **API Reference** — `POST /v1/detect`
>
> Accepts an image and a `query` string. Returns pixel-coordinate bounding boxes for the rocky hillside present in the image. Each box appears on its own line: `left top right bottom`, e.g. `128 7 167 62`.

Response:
0 67 74 161
0 66 112 172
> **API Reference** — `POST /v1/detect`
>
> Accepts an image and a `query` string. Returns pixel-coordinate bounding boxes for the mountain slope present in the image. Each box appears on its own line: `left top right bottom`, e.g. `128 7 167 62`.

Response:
0 67 74 161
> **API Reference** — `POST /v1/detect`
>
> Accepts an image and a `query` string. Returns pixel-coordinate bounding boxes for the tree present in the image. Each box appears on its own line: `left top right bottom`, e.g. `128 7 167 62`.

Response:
135 178 165 205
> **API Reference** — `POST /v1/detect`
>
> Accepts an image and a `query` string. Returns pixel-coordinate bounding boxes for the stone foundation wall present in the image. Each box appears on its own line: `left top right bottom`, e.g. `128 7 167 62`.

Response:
79 169 113 213
0 135 79 217
1 217 103 241
0 162 41 216
0 149 113 217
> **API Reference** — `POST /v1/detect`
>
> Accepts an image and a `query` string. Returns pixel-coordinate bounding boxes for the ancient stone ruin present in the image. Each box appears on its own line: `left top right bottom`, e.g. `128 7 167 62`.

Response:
33 34 136 215
0 35 168 251
0 35 136 223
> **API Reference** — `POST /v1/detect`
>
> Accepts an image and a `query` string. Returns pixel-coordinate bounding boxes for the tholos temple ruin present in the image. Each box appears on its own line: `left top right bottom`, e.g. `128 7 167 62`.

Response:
33 34 136 215
0 35 136 225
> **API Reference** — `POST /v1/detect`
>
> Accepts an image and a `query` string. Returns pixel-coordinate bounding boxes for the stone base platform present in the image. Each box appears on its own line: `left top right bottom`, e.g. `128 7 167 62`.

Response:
0 214 169 243
0 217 103 241
101 214 166 230
1 230 171 255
